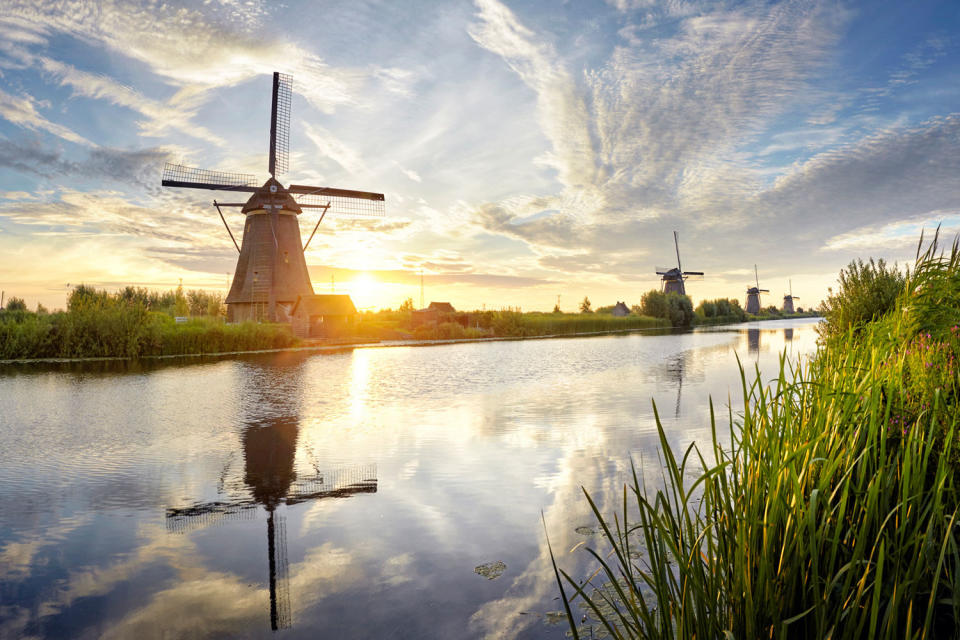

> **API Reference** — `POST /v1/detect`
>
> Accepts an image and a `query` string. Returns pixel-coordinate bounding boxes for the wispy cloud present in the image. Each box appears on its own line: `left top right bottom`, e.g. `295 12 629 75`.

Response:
0 86 92 146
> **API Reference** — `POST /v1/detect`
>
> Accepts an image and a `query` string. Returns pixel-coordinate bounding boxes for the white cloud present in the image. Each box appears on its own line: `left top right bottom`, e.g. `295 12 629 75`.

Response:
0 86 92 145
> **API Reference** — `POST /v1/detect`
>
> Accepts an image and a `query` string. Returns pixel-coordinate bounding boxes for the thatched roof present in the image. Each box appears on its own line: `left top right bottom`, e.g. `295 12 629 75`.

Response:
427 301 455 312
292 294 357 316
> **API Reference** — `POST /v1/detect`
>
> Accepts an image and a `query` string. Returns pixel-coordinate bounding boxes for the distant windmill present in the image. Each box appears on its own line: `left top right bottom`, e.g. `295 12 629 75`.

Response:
655 232 704 295
166 418 377 632
745 264 769 314
161 72 386 322
782 279 799 314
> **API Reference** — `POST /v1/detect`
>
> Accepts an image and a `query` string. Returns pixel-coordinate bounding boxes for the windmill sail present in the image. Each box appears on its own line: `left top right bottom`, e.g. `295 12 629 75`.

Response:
161 163 258 191
269 72 292 177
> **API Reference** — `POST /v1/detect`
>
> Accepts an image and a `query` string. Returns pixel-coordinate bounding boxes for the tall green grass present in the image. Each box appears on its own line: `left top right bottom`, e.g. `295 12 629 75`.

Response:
554 232 960 639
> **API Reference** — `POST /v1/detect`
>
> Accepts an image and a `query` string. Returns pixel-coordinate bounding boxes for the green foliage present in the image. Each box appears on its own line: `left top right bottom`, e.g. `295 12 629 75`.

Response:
818 257 905 339
580 297 593 314
4 296 27 311
694 297 745 321
398 297 415 312
641 290 694 327
0 285 295 359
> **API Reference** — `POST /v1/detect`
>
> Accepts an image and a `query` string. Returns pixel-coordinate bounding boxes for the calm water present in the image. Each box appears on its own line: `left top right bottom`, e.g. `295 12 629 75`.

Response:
0 319 819 639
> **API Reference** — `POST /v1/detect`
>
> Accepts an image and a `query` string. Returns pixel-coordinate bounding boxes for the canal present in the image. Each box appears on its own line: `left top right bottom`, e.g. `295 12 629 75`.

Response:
0 318 819 639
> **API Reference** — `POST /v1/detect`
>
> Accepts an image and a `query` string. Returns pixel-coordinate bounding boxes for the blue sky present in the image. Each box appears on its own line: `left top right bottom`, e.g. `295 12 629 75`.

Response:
1 0 958 310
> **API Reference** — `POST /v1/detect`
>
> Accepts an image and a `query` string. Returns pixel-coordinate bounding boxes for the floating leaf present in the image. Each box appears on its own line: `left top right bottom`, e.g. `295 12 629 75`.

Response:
474 560 506 580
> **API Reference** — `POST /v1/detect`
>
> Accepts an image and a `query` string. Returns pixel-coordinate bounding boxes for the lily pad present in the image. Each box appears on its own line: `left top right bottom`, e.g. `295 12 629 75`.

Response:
543 611 567 626
474 560 506 580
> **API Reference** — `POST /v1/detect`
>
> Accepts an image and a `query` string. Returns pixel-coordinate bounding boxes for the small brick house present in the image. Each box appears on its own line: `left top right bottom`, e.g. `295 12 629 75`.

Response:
290 294 357 339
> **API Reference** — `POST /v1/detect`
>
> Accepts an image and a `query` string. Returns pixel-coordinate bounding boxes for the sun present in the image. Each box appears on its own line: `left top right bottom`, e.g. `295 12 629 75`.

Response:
346 273 382 310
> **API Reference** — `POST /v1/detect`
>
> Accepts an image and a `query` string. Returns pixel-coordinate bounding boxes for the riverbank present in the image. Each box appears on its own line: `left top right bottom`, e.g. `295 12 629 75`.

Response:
0 321 709 366
556 235 960 638
1 295 817 364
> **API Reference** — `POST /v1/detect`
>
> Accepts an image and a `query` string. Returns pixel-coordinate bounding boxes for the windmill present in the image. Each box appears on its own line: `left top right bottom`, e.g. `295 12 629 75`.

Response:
655 232 704 296
782 279 799 314
745 264 769 315
166 417 377 631
161 72 386 322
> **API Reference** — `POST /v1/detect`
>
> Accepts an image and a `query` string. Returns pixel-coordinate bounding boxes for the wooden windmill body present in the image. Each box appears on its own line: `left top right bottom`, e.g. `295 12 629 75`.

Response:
656 232 704 296
161 73 385 322
745 265 769 315
782 280 799 314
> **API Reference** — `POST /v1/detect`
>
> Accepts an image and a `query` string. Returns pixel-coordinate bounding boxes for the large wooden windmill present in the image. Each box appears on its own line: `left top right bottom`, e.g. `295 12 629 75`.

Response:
655 232 704 296
782 279 799 314
161 72 385 322
166 418 377 631
745 264 769 314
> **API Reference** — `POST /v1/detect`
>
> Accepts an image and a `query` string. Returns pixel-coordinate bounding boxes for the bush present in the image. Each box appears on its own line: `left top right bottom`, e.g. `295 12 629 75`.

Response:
4 296 27 311
641 290 694 327
818 257 905 339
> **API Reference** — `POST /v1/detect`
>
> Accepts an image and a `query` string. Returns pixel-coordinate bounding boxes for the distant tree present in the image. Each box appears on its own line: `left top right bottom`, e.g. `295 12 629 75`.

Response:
399 297 415 312
5 296 26 311
641 290 668 319
36 302 49 314
174 283 189 317
579 296 593 313
552 304 562 314
595 305 615 314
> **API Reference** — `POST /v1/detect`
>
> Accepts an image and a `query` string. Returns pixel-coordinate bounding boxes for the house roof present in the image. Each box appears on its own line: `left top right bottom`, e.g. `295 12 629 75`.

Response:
427 301 455 312
291 294 357 316
612 301 630 313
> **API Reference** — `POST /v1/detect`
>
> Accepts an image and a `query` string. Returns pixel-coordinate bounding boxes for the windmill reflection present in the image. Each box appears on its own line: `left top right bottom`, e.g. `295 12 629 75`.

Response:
747 327 761 354
166 416 377 631
665 353 685 418
784 327 794 342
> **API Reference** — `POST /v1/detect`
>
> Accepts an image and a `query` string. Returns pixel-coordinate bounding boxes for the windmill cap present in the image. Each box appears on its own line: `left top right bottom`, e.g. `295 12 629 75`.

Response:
242 177 302 214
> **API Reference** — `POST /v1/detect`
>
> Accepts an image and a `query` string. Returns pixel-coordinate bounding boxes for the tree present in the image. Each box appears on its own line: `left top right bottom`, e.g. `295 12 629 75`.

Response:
552 304 561 314
174 283 189 317
4 296 26 311
398 297 415 312
579 296 593 313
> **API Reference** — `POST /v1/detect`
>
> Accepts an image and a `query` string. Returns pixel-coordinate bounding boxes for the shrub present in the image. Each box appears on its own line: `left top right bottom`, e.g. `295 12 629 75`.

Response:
642 290 694 327
4 297 27 311
818 257 905 339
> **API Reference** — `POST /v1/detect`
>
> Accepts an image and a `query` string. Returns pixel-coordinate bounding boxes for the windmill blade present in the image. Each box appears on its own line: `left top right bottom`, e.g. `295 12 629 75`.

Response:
290 184 385 217
162 163 258 192
165 499 258 533
286 463 378 504
682 271 704 276
269 72 292 177
759 289 770 293
655 266 675 275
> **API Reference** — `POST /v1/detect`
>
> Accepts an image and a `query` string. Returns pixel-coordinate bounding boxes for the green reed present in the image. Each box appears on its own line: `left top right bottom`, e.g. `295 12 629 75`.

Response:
554 232 960 639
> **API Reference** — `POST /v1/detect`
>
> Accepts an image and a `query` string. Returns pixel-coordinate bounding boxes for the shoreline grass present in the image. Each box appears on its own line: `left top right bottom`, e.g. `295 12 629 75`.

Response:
554 231 960 639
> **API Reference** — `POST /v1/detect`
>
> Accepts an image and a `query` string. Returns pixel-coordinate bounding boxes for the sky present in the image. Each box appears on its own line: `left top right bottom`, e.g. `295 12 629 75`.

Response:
0 0 958 312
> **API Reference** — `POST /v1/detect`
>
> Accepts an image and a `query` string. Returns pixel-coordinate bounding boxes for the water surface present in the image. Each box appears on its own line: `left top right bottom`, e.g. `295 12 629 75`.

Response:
0 318 819 639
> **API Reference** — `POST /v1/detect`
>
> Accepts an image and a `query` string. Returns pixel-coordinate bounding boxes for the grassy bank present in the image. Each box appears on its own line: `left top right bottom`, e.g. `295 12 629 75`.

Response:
555 233 960 638
0 287 296 359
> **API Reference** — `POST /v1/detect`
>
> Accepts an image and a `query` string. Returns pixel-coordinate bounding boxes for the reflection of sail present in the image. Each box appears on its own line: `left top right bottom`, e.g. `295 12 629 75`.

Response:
165 360 377 633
